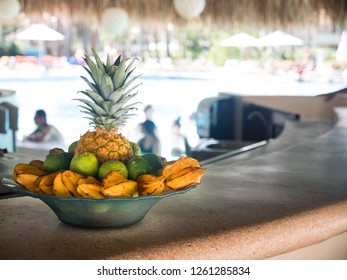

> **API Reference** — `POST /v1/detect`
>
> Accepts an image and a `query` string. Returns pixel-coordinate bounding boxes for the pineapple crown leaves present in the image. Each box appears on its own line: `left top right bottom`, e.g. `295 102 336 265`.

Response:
75 48 142 131
81 48 140 100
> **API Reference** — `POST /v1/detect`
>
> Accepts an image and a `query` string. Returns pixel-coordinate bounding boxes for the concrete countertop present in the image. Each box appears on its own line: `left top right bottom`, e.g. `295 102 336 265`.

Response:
1 108 347 260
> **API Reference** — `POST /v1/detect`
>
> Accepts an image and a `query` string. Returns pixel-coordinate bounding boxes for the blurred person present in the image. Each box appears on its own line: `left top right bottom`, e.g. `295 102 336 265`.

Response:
170 117 186 157
137 105 160 154
170 113 199 157
143 105 156 129
138 120 161 154
26 109 64 143
298 51 316 82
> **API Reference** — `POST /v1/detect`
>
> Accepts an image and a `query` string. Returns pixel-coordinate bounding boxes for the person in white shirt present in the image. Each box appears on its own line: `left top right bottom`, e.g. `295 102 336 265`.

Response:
26 109 64 143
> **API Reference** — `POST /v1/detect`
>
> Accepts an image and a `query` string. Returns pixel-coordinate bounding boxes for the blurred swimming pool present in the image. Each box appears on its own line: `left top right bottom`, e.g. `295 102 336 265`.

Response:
1 74 346 159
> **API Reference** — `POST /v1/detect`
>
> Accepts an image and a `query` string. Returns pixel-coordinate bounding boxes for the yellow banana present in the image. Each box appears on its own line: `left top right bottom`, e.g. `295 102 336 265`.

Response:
77 183 104 199
53 172 73 197
15 173 40 192
102 180 138 198
13 163 47 180
14 163 31 174
61 170 83 197
102 185 128 197
78 176 101 185
14 163 43 174
35 171 60 195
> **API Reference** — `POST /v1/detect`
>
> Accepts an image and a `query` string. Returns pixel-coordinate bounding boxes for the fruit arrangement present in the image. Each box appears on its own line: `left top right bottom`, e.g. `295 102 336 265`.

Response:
12 49 205 199
13 149 205 199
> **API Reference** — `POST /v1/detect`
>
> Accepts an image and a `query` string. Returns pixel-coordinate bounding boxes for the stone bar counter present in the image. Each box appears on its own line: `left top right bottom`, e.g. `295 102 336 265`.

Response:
1 108 347 260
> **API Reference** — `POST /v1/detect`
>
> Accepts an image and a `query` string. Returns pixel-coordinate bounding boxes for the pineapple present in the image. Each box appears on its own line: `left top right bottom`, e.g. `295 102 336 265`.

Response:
74 49 141 163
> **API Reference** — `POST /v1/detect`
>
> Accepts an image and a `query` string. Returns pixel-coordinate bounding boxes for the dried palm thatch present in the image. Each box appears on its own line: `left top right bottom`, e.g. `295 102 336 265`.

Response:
18 0 347 29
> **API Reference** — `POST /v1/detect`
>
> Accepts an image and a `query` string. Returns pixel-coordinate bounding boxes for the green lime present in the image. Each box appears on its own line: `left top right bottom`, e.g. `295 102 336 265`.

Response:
126 156 151 180
62 152 74 161
142 153 163 174
68 141 79 153
98 160 128 179
70 152 99 177
130 141 142 156
43 154 70 173
49 147 65 155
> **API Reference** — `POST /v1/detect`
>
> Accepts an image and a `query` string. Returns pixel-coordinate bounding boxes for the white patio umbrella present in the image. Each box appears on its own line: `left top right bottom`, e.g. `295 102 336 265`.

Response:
15 24 65 63
16 24 65 41
220 32 259 47
220 32 259 61
257 30 304 47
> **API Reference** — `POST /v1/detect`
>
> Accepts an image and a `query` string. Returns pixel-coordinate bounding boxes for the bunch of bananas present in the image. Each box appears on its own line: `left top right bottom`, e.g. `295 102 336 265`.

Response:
13 156 205 199
14 160 49 193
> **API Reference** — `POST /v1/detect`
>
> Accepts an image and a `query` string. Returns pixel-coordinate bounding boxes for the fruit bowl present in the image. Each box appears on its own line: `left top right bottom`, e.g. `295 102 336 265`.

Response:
1 176 195 228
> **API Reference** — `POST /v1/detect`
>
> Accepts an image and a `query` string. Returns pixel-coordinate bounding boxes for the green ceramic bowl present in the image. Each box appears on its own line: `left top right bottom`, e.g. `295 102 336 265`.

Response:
1 177 195 228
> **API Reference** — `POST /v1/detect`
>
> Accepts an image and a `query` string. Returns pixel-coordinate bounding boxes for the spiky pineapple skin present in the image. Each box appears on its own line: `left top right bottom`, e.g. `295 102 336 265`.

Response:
75 128 134 163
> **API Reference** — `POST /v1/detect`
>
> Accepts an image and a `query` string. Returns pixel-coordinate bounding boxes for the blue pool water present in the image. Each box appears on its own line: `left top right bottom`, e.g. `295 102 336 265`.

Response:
1 73 346 158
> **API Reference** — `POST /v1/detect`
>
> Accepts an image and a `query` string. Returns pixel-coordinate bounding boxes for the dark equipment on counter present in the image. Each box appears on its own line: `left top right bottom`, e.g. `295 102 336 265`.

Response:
192 95 300 161
196 95 300 142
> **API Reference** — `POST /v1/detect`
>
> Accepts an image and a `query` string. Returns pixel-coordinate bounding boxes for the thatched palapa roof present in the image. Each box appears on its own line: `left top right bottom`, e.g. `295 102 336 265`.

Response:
18 0 347 29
